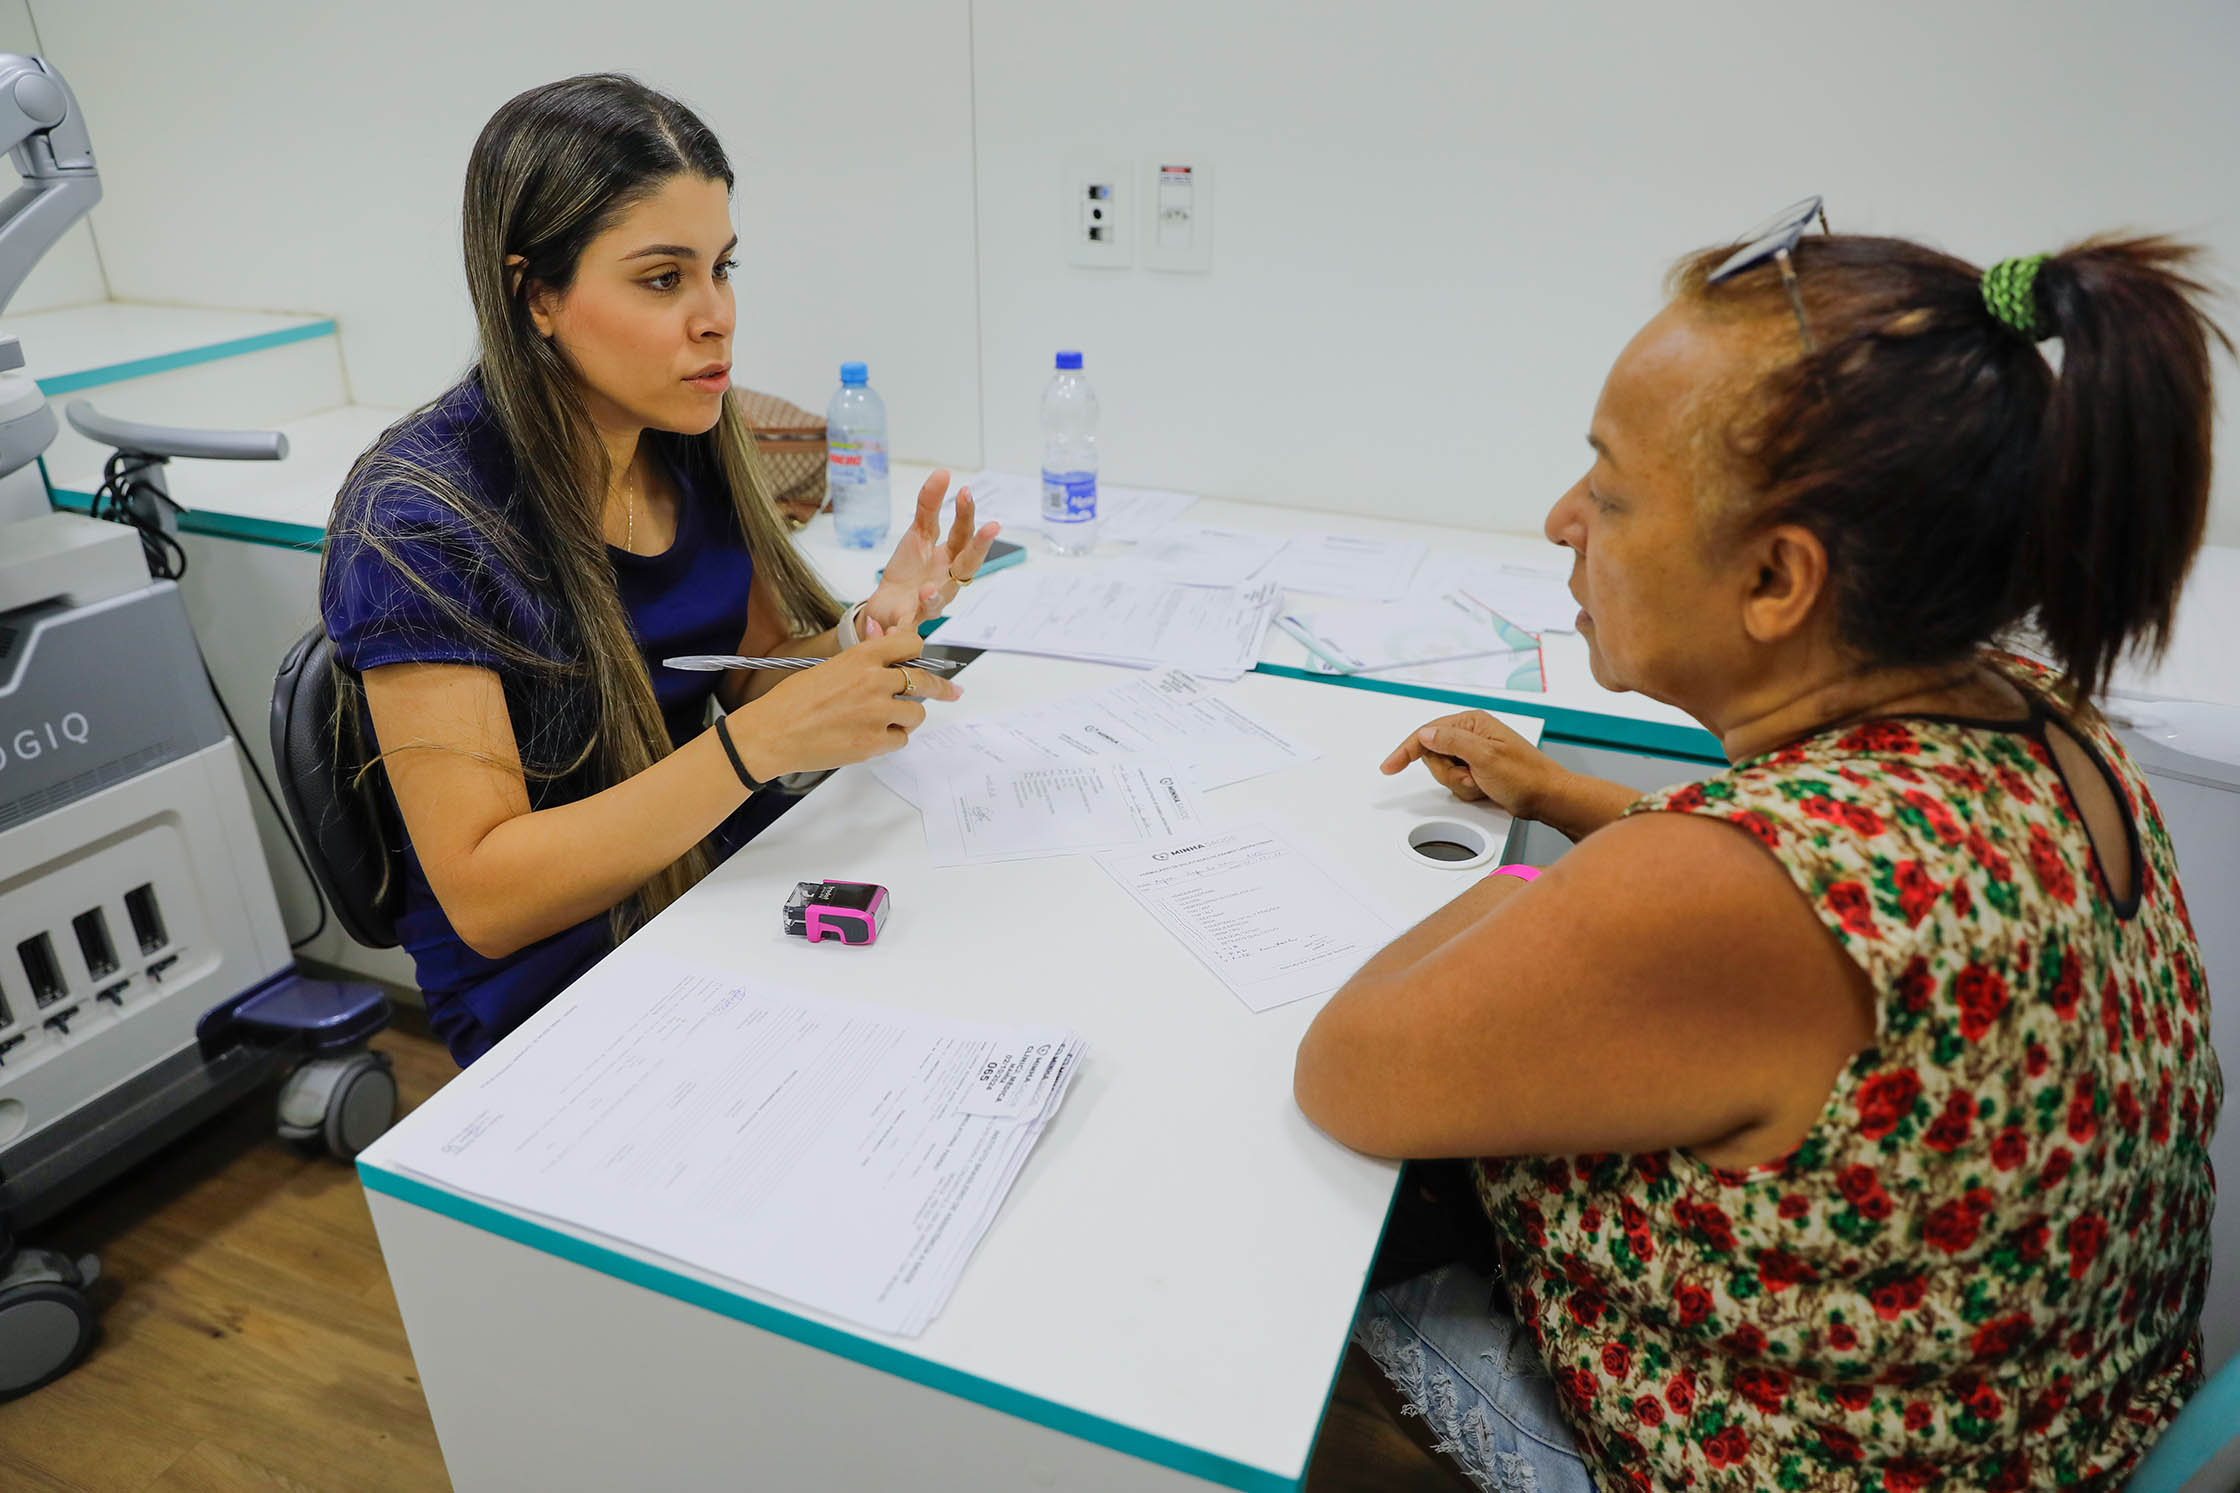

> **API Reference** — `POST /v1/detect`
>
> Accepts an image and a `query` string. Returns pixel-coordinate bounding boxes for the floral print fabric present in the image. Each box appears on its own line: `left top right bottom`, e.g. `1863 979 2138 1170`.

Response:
1475 654 2219 1491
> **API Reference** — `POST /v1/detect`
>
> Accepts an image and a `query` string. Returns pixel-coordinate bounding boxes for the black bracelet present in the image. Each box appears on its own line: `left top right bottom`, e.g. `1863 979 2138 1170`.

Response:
714 714 768 793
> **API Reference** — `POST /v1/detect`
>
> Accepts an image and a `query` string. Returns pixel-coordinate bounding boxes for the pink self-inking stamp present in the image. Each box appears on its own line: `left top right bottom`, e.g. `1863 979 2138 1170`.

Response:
782 880 890 946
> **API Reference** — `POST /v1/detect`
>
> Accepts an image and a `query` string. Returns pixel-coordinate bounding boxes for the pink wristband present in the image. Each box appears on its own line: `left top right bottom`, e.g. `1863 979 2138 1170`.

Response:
1487 863 1541 883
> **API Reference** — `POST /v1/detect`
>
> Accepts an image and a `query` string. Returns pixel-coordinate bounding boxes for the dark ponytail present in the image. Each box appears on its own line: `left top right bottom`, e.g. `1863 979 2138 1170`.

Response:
2026 241 2226 698
1673 232 2230 701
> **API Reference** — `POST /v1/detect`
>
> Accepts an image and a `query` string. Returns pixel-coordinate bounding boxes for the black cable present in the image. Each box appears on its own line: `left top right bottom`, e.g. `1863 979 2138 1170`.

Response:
79 447 334 950
85 449 189 581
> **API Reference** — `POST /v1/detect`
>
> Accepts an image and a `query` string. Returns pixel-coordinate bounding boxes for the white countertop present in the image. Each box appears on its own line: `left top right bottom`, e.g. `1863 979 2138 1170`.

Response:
10 300 334 388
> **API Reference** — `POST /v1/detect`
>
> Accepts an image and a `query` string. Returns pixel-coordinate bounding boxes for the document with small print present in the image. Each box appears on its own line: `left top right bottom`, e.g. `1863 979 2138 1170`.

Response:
922 759 1207 866
367 957 1086 1337
1098 822 1398 1012
936 572 1281 680
870 667 1317 809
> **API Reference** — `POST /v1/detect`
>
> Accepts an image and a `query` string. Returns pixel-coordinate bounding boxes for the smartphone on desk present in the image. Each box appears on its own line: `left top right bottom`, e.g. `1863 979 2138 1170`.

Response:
879 537 1025 584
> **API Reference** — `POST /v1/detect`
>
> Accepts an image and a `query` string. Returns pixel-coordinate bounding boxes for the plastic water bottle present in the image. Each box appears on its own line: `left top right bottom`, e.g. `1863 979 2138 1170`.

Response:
827 361 890 550
1041 350 1099 555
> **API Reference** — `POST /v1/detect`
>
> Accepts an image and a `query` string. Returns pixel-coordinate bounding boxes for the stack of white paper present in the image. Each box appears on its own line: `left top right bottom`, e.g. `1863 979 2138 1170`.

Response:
1098 822 1399 1012
370 957 1085 1338
936 572 1282 680
1103 523 1290 587
871 667 1319 809
948 471 1199 546
1263 533 1428 602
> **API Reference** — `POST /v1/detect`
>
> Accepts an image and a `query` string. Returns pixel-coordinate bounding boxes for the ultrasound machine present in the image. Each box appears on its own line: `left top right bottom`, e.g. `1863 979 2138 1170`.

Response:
0 54 396 1400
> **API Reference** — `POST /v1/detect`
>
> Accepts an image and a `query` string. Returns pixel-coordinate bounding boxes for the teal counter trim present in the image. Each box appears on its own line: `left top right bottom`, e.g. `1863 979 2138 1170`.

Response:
36 319 337 395
48 485 326 551
1249 662 1726 763
359 1161 1304 1493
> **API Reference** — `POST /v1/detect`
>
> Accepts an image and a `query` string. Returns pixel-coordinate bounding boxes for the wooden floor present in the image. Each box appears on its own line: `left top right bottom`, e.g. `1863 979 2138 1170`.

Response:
0 1011 1467 1493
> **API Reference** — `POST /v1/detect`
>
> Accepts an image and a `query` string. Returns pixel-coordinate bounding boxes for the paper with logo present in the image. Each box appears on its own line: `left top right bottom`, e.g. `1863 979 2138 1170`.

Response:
1278 589 1547 694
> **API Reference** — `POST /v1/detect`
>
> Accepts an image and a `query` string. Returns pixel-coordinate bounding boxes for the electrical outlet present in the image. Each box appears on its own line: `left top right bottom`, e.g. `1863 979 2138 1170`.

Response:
1142 156 1212 273
1064 160 1130 269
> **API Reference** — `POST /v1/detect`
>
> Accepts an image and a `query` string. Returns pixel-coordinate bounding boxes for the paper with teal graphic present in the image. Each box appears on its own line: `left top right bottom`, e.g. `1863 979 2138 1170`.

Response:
1276 589 1546 694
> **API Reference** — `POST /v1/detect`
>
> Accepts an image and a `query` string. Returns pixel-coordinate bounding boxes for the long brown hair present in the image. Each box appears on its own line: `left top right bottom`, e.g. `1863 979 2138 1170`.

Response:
1670 232 2229 702
324 74 840 940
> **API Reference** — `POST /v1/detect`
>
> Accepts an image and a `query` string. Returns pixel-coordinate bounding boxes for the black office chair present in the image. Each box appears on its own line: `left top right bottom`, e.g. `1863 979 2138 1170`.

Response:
270 624 403 949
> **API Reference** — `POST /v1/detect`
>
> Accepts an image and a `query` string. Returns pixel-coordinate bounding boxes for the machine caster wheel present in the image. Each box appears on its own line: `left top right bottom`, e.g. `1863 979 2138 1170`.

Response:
0 1248 100 1402
277 1051 398 1159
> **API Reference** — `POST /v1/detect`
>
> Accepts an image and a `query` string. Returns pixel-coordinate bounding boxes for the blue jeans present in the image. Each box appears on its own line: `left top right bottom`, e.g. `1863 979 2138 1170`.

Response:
1353 1262 1597 1493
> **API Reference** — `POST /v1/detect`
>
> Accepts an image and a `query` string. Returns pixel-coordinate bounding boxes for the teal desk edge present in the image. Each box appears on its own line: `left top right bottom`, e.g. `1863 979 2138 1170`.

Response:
358 1161 1307 1493
1246 662 1724 762
35 318 337 395
47 484 327 551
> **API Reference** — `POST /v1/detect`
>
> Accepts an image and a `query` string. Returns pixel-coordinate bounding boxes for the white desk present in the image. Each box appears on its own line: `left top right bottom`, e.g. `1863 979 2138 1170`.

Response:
359 655 1544 1491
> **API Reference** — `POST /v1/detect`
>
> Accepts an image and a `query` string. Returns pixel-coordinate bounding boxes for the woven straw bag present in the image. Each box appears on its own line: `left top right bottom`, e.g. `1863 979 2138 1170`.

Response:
734 387 827 528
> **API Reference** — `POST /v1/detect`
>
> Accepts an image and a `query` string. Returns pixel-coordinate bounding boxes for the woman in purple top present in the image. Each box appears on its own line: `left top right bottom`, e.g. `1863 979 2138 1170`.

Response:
320 76 994 1064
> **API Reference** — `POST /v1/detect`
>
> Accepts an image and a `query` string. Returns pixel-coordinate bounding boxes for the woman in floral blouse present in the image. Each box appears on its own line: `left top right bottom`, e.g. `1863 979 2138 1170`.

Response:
1296 223 2225 1492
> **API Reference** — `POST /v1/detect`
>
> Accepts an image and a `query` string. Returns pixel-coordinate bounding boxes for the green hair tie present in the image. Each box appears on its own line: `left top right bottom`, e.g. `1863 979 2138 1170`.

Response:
1982 254 2052 340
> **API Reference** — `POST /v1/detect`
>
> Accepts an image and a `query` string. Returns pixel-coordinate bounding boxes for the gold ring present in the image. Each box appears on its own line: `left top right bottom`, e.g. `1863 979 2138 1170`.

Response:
948 571 975 587
890 665 916 697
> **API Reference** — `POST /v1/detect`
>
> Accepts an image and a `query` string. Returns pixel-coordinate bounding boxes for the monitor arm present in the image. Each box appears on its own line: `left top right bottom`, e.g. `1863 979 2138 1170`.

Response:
0 54 99 318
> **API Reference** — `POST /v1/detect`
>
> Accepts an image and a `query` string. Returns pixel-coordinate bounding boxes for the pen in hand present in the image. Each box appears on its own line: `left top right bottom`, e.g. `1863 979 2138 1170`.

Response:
662 654 965 676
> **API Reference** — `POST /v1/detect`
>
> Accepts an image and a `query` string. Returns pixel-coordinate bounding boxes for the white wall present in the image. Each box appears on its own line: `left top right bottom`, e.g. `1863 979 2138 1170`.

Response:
27 0 981 460
972 0 2240 545
20 0 2240 541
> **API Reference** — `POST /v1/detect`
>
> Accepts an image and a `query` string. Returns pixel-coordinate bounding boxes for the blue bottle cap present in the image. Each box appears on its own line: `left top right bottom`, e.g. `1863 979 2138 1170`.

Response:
839 361 868 386
1054 350 1083 370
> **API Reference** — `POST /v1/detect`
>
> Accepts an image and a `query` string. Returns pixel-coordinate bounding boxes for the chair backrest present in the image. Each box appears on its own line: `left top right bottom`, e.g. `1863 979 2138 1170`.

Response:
269 624 403 949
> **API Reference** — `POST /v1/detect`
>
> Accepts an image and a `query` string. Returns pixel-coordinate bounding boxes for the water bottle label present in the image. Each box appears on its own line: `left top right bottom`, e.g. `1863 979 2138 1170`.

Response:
829 440 886 485
1041 469 1097 522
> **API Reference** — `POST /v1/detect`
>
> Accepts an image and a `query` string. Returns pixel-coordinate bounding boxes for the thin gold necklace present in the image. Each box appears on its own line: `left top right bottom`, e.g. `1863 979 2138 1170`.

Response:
612 470 636 553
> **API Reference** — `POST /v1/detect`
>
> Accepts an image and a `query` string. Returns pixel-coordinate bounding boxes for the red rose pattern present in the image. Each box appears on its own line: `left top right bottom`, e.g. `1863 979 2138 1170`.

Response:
2027 824 2076 904
1469 657 2214 1491
1854 1069 1922 1140
1923 1093 1975 1153
1824 880 1880 940
1734 1365 1789 1414
1955 965 2010 1041
1893 862 1941 926
1702 1425 1750 1468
